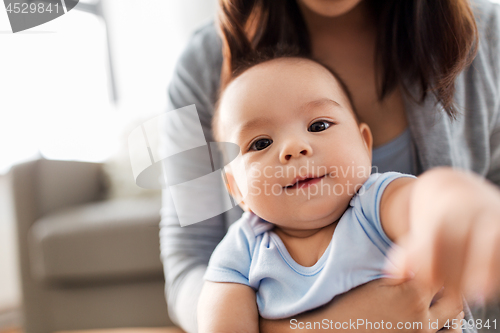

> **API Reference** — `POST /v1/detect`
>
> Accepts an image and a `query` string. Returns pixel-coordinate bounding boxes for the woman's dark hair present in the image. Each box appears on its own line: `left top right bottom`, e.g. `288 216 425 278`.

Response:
217 0 478 118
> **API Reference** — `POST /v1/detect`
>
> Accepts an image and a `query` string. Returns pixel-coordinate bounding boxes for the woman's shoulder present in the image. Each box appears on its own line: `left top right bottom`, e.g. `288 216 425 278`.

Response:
180 21 222 64
472 0 500 56
174 21 223 82
472 0 500 27
470 0 500 71
167 21 223 119
455 0 500 125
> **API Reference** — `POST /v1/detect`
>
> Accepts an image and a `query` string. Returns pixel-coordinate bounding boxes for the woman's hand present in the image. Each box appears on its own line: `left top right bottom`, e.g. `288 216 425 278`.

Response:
387 167 500 303
260 275 463 333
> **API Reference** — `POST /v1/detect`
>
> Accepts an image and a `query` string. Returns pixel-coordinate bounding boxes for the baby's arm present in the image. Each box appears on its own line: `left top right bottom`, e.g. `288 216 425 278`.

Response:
380 167 500 299
379 175 414 243
198 281 258 333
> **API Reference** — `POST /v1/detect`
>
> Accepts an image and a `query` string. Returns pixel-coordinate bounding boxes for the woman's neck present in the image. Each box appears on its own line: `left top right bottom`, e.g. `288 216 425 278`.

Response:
297 1 375 39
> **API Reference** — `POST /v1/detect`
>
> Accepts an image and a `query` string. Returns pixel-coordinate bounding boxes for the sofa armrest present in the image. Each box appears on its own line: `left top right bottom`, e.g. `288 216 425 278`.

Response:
10 159 105 225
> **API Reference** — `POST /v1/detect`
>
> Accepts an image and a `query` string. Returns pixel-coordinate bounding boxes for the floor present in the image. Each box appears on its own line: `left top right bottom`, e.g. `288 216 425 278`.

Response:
0 328 21 333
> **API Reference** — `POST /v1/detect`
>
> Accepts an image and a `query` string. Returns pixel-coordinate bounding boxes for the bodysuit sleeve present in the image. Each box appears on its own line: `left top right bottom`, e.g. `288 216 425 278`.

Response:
204 214 256 287
350 172 416 254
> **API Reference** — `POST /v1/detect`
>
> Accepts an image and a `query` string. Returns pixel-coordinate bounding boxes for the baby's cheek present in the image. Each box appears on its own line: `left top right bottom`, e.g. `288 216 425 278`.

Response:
250 196 283 223
247 180 282 215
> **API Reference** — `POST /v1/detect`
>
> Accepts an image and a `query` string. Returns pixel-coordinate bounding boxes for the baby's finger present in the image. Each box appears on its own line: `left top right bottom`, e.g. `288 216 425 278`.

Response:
410 217 473 294
431 223 470 294
485 238 500 299
462 216 500 301
404 230 445 293
385 237 444 300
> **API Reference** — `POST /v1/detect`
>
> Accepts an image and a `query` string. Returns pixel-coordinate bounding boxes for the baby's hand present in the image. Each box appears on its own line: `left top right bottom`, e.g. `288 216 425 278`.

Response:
385 168 500 304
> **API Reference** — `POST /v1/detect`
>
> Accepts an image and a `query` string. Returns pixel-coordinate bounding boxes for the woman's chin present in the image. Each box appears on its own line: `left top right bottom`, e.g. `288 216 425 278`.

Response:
297 0 364 18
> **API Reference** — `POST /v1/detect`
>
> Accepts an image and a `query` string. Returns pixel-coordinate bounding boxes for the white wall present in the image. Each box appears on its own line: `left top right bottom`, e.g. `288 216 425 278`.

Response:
103 0 217 119
0 0 217 174
0 0 216 318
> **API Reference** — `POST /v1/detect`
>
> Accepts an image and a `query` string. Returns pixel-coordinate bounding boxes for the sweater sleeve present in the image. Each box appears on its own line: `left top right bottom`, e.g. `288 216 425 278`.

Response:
488 107 500 186
159 22 230 333
485 2 500 187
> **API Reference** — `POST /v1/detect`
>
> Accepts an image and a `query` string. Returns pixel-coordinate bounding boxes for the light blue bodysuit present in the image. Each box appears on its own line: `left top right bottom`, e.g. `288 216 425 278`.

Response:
204 172 415 319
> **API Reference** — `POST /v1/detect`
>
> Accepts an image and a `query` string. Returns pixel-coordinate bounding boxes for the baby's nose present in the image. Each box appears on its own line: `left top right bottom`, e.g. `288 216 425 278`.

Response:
284 149 308 161
279 140 313 163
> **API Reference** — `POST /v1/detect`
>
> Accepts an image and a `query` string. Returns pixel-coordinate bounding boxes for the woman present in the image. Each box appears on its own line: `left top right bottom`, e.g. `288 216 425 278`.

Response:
160 0 500 332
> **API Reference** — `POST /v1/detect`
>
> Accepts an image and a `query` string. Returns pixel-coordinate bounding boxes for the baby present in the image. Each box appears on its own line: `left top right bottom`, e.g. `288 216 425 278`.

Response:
197 54 500 332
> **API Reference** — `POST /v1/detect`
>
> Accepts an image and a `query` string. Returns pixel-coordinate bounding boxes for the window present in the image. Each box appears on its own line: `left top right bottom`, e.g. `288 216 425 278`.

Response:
0 1 115 173
0 0 217 174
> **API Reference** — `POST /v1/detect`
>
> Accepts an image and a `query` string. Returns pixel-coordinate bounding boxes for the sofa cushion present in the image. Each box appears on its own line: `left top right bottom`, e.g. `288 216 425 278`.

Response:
28 196 163 284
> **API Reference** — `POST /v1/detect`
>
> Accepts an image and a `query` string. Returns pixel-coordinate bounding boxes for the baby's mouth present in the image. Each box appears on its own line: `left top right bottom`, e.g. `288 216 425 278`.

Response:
284 174 326 189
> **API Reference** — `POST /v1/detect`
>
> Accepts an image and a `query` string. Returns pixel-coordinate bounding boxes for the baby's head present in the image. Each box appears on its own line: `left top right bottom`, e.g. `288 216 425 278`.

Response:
214 55 373 231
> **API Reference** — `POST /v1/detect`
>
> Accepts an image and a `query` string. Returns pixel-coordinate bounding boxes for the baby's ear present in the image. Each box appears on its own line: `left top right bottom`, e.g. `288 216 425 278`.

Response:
223 168 238 198
223 167 252 213
358 122 373 160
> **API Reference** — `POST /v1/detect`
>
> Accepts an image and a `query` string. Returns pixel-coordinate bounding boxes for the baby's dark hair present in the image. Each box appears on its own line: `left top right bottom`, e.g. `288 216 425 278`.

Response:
212 46 358 142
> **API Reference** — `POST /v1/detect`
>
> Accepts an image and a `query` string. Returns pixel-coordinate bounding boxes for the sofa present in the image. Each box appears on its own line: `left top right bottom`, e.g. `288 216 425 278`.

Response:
9 158 175 333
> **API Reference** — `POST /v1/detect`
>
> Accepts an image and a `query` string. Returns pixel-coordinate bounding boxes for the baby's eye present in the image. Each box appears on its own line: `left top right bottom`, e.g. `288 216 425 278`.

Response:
308 120 332 132
249 138 273 151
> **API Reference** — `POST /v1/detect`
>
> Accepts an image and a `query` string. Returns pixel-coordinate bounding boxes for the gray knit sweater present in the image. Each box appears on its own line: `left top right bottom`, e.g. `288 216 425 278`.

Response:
160 1 500 331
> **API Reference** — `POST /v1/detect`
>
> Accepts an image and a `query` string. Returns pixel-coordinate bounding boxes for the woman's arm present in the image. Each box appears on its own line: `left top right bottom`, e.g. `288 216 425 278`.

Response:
486 105 500 186
260 277 463 333
160 22 231 333
198 281 258 333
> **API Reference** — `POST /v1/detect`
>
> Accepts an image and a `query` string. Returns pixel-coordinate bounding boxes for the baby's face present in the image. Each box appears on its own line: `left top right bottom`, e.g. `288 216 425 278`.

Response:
218 58 372 230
